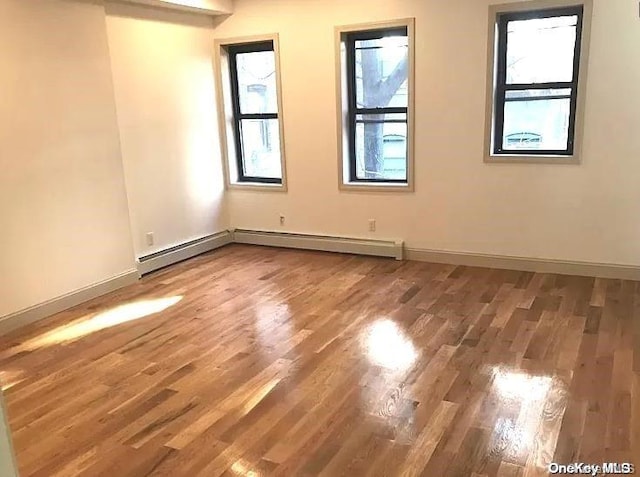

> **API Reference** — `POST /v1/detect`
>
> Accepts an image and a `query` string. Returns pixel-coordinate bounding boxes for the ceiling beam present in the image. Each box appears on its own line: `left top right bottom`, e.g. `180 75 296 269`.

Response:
113 0 233 16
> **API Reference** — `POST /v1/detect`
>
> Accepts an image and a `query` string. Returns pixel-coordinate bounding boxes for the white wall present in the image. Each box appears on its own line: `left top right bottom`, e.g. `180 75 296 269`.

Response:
0 0 136 318
214 0 640 266
0 0 637 323
106 2 228 258
0 392 18 477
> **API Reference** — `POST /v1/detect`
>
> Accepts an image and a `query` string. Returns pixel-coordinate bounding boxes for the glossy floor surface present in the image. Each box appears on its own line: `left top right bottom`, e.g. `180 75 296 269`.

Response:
0 245 638 476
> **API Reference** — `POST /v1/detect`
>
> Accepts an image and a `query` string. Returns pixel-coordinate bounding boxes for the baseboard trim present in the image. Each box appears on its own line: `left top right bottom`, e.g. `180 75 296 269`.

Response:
137 231 233 275
4 235 636 336
232 229 404 260
0 269 139 335
405 248 640 280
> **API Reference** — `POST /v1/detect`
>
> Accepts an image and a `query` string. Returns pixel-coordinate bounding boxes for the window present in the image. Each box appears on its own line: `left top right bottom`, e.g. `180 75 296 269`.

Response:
505 132 542 148
337 20 414 189
216 36 286 188
486 2 591 162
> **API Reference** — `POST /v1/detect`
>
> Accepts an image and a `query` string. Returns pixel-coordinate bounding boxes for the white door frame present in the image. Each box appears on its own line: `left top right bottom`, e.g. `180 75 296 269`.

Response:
0 390 18 477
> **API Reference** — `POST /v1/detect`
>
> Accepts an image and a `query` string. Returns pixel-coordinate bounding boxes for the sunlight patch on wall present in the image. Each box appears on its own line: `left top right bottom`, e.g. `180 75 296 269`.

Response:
184 56 225 209
186 125 224 209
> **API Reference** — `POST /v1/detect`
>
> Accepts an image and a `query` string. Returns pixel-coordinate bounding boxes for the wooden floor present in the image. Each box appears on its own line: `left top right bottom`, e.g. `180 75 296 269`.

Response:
0 244 638 477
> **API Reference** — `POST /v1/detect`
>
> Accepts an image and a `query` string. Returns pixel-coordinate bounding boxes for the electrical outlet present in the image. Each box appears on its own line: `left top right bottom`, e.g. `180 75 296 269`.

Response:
368 219 376 232
146 232 154 246
279 214 285 226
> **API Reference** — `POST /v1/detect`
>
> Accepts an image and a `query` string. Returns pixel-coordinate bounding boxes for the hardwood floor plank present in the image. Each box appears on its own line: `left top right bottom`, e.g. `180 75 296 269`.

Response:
0 244 637 476
398 400 459 476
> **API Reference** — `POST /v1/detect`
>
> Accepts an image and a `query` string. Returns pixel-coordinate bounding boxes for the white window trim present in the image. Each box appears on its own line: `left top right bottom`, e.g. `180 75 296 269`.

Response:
483 0 593 165
335 18 416 192
214 33 288 191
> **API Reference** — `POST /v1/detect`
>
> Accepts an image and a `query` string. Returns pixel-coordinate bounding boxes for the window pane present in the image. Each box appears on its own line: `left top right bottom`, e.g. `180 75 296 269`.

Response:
502 97 571 151
506 15 578 84
355 113 407 180
505 88 571 100
355 35 408 108
240 119 282 178
236 49 277 114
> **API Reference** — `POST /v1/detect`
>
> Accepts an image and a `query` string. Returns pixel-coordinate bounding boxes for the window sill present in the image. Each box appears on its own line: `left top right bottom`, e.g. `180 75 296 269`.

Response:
228 182 287 192
340 181 414 192
484 154 580 165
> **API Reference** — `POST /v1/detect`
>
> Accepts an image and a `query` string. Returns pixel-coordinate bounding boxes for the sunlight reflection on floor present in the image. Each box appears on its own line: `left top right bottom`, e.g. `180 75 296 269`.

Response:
488 367 560 468
230 459 258 477
13 296 183 352
363 319 418 372
492 368 553 402
358 319 419 442
0 369 25 391
254 302 292 351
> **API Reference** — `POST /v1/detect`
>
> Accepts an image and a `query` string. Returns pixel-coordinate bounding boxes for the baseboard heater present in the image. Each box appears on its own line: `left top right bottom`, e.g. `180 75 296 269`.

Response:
232 229 404 260
137 230 233 275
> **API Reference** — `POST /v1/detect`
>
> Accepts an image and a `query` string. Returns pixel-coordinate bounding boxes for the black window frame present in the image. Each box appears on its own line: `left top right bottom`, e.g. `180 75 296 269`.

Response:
345 27 409 184
493 6 584 156
227 40 282 184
